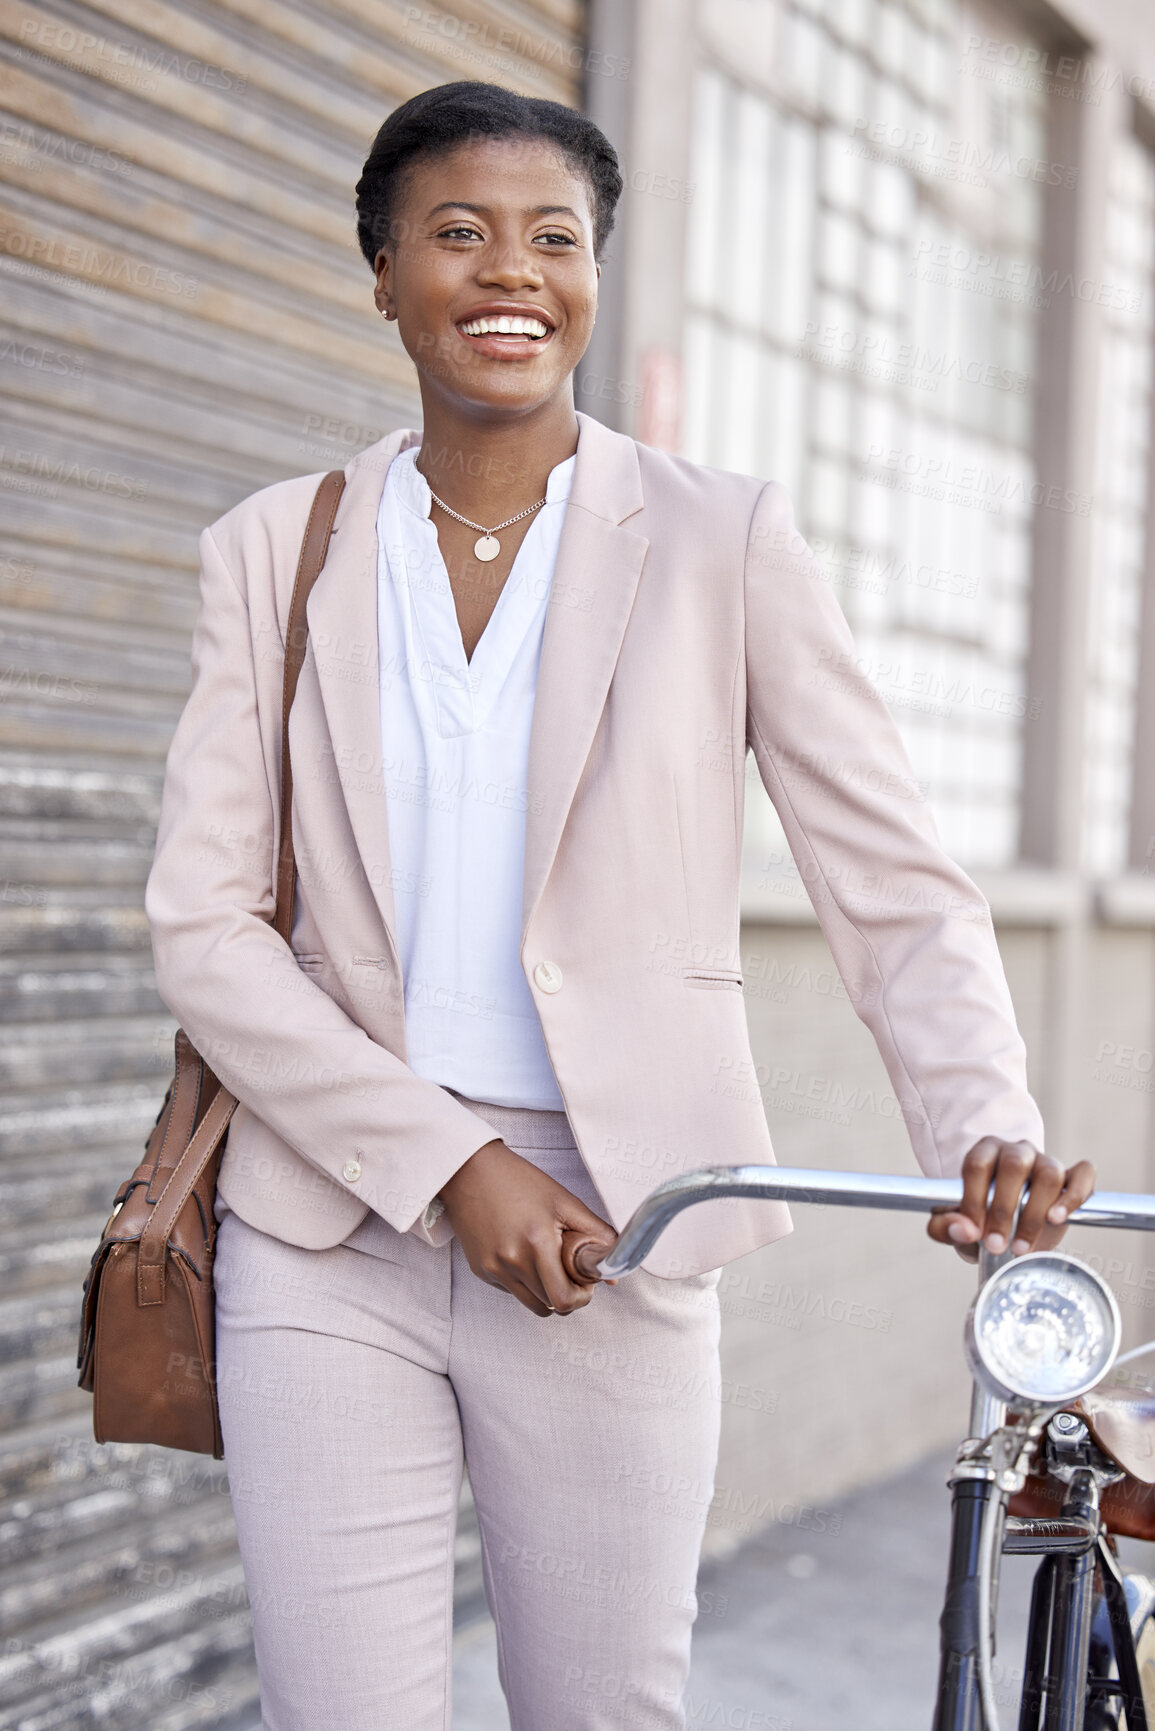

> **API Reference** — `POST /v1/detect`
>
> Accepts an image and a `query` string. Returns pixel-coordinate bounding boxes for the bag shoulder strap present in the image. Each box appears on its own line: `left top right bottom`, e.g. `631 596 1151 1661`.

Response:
137 1083 236 1302
275 468 346 943
136 469 346 1295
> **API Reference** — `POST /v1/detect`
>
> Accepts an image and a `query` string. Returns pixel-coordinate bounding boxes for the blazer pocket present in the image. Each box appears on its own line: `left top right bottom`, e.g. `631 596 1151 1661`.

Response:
292 952 325 973
681 967 744 990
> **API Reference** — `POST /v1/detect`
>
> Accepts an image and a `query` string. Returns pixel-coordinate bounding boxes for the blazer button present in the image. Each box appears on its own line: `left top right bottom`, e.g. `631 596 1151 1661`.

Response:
342 1159 362 1183
534 960 563 993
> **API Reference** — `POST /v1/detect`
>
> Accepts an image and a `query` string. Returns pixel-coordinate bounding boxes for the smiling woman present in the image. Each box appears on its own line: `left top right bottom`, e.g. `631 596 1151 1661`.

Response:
144 75 1090 1731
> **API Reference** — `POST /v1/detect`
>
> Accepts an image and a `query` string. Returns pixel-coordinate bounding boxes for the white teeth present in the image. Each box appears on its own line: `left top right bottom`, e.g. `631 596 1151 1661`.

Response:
460 315 550 338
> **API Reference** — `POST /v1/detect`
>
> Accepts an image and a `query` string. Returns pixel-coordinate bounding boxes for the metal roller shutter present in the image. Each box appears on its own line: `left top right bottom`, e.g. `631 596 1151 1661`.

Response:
0 3 585 1724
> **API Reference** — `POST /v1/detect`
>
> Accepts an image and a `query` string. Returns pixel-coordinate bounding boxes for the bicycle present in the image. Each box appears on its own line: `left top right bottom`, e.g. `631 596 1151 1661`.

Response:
597 1167 1155 1730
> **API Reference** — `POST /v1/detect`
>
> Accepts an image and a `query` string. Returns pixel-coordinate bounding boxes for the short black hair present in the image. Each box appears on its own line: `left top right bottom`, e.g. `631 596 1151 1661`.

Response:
355 81 623 267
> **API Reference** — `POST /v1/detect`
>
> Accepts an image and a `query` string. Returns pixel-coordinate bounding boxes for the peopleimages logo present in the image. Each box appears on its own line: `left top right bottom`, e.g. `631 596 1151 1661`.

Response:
910 238 1142 314
799 321 1029 394
400 7 630 79
17 17 248 91
0 227 198 299
849 117 1078 188
960 35 1155 105
0 445 147 498
811 646 1041 720
862 443 1092 517
0 120 135 178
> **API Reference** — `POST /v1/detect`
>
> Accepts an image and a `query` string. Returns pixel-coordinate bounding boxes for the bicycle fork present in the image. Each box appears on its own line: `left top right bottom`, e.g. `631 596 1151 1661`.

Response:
936 1465 1149 1731
934 1478 1002 1731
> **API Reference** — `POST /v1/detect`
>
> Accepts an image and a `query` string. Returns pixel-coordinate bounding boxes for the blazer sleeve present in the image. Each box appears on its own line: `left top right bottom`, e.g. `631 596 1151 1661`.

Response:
145 520 500 1237
742 480 1045 1177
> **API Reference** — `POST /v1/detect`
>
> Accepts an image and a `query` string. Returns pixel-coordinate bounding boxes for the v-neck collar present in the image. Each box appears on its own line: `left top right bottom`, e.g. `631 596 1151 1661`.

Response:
381 447 575 738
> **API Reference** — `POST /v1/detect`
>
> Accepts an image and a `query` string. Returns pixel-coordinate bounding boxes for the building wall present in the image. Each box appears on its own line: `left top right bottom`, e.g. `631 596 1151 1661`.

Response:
585 0 1155 1562
0 4 584 1725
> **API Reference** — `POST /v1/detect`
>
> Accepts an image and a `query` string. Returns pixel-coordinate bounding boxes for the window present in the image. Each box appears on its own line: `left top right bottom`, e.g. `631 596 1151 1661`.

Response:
1081 128 1155 875
684 0 1050 872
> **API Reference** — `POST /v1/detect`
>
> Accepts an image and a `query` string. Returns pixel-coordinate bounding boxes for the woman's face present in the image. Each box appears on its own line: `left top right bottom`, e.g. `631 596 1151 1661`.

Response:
374 135 600 420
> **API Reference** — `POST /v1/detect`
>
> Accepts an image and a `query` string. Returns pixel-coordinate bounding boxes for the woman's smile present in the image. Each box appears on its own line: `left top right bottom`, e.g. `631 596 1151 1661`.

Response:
453 299 558 362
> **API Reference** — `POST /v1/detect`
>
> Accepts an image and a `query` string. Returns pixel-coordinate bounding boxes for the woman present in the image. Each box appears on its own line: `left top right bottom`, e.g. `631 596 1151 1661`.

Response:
146 80 1093 1731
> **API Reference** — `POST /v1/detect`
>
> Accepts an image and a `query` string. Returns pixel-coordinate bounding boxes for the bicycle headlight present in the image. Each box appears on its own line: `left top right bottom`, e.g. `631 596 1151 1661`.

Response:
965 1251 1121 1408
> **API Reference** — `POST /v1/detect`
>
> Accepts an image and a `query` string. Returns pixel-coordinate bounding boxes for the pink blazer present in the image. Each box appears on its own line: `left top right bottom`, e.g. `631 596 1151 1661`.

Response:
145 413 1044 1277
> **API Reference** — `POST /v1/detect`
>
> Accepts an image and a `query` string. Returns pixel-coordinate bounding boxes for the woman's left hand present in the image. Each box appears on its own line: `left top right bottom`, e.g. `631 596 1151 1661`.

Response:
927 1138 1096 1260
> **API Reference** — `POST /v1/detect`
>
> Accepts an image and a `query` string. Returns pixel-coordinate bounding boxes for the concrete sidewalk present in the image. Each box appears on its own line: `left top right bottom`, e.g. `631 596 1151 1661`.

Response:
451 1449 1155 1729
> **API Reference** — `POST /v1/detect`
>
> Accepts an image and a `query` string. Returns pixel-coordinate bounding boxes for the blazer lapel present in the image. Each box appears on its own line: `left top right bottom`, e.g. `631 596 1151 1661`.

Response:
522 413 649 939
305 427 419 945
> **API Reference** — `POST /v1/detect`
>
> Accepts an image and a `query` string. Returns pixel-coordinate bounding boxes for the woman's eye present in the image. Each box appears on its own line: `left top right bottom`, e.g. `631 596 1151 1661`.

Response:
438 224 482 241
536 231 577 247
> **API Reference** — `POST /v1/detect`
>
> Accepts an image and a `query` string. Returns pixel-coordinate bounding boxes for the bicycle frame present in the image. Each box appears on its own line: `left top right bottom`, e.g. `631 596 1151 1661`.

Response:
596 1167 1155 1731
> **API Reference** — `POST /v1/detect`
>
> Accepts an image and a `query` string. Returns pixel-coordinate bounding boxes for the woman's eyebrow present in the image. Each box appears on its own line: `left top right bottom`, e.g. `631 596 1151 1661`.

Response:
424 201 582 220
426 201 487 218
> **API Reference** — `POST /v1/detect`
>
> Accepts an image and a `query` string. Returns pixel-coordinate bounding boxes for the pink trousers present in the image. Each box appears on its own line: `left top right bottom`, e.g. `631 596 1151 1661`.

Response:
212 1093 723 1731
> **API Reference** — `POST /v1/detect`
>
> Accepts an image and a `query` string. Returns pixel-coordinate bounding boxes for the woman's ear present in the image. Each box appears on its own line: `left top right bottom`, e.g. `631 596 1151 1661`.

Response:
373 247 395 321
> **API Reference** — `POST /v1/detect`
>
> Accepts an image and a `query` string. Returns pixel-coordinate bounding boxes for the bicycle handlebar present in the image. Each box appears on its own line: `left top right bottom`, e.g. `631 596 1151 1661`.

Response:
595 1166 1155 1279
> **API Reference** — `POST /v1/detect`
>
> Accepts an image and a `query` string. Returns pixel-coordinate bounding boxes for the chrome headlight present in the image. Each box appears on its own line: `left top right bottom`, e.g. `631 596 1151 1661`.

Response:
965 1252 1121 1408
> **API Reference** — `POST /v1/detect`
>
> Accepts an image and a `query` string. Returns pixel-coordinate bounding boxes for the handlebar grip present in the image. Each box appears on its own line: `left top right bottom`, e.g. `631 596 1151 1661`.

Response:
562 1234 612 1284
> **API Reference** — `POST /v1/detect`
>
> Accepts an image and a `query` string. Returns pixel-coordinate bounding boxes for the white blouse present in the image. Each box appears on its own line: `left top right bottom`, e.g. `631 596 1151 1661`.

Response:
374 444 574 1112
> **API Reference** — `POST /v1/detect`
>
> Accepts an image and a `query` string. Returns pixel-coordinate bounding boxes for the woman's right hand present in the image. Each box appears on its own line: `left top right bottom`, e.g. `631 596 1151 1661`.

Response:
437 1139 618 1317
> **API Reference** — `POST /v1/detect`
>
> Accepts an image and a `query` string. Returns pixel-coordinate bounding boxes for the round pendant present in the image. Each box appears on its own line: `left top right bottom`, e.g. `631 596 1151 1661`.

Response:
474 534 500 563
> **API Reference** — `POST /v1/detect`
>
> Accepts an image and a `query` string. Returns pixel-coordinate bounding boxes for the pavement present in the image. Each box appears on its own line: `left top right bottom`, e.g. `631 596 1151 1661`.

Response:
451 1448 1155 1730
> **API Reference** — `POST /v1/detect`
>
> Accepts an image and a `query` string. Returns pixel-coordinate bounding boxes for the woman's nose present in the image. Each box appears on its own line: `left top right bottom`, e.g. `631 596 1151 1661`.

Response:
476 244 544 292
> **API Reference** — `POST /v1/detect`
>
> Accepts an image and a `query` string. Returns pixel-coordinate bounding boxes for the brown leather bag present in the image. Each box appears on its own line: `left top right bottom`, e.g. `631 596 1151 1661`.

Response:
76 469 346 1457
